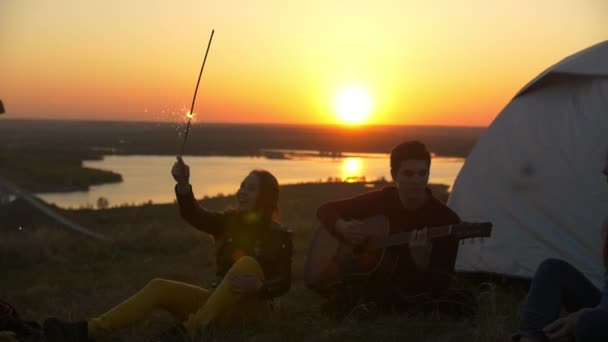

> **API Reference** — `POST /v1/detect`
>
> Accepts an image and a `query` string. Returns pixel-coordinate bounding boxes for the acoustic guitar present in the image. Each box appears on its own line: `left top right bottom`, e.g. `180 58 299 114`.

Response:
304 216 492 296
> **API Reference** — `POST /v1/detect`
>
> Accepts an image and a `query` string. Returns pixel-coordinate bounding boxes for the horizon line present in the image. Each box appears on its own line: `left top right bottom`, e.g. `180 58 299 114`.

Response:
1 117 489 129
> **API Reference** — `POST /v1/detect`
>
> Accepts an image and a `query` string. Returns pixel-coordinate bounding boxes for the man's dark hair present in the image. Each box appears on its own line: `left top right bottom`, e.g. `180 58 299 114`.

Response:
390 141 431 175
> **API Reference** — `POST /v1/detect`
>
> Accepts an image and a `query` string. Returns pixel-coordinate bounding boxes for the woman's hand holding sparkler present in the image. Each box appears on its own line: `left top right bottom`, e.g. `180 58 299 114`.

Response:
172 156 191 194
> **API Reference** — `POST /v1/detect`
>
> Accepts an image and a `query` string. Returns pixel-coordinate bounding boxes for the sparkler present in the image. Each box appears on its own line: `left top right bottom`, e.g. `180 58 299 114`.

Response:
180 29 215 156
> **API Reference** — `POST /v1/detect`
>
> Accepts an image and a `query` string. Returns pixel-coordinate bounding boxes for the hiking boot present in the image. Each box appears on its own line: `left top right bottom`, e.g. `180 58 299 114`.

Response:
147 324 190 342
43 317 91 342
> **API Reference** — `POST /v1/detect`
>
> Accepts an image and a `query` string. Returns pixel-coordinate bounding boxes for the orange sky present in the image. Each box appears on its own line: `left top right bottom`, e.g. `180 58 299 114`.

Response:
1 0 607 126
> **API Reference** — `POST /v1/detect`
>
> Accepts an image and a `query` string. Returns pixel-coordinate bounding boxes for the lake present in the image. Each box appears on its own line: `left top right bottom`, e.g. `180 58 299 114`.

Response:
37 153 464 209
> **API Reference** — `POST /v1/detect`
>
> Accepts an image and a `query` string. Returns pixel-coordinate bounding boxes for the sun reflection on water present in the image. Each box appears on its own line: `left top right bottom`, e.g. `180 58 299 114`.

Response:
341 157 365 182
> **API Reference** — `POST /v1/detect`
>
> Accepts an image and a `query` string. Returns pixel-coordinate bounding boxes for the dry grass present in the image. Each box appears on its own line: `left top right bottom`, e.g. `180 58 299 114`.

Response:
1 181 526 341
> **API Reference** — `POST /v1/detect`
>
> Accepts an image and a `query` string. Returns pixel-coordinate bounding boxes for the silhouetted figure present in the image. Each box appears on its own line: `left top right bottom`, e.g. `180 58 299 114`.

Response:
514 148 608 342
44 159 293 342
314 141 475 319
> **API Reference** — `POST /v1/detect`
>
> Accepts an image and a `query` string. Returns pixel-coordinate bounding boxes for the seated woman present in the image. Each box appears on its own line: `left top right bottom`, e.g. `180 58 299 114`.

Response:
44 157 293 342
514 149 608 342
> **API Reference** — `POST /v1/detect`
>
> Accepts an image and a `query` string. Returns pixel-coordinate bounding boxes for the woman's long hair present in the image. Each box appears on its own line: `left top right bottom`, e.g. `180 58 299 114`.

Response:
249 169 279 227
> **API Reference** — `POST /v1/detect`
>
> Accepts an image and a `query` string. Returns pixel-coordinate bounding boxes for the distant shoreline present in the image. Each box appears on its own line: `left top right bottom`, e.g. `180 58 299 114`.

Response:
0 119 485 157
0 119 479 193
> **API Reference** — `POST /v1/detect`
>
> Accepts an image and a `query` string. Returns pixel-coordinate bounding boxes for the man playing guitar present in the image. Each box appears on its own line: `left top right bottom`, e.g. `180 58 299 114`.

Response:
315 141 473 317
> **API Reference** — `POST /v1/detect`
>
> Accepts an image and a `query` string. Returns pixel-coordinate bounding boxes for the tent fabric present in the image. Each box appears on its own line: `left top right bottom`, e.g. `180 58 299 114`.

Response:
449 41 608 287
516 41 608 98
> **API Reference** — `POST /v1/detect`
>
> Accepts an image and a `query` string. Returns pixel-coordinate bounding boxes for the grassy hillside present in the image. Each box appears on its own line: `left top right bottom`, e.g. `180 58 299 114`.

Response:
0 181 525 341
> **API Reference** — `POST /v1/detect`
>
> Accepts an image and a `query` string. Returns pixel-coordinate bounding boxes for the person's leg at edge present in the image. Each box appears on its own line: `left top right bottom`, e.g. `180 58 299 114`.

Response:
514 258 601 341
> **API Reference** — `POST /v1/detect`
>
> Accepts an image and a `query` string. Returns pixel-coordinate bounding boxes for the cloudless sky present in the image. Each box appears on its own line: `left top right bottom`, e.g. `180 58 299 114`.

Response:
1 0 607 126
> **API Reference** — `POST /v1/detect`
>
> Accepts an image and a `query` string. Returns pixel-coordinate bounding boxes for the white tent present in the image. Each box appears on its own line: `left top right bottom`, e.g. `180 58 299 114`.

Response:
449 41 608 287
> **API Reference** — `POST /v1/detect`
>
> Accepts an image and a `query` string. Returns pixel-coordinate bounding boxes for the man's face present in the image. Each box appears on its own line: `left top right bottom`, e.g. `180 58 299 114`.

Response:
392 160 430 198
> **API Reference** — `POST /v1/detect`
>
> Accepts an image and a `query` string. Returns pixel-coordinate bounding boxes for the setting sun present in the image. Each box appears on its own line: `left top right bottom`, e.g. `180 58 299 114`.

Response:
333 86 374 125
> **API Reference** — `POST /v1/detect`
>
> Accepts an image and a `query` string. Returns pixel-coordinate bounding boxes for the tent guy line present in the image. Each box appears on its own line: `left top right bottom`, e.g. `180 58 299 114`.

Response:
0 101 108 241
0 175 109 241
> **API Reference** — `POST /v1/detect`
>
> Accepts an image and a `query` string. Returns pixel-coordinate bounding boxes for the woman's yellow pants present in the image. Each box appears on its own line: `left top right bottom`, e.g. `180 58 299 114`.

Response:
88 256 269 338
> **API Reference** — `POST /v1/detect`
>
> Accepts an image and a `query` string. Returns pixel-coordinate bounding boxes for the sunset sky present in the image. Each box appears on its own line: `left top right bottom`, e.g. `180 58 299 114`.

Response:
1 1 607 126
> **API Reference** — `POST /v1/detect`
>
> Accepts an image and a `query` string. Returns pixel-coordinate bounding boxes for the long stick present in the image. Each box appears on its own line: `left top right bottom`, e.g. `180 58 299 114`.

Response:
180 29 215 155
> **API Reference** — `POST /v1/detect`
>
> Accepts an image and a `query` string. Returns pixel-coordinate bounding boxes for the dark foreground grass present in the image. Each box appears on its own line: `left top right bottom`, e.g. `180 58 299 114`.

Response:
0 181 526 341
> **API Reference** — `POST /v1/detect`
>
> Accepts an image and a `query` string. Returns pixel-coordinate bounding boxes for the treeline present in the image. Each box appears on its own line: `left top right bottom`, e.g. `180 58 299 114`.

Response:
0 120 485 158
0 148 122 193
0 120 484 192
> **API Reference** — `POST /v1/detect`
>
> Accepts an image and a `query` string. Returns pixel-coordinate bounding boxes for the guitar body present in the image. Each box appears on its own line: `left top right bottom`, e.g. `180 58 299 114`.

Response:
304 216 401 295
304 216 492 296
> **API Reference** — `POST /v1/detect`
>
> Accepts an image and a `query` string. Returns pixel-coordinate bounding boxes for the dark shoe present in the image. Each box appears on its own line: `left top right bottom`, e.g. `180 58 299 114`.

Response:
147 324 190 342
43 317 90 342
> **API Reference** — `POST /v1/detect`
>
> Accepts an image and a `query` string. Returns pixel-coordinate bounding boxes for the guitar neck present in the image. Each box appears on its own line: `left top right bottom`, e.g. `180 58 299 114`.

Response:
370 224 453 249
